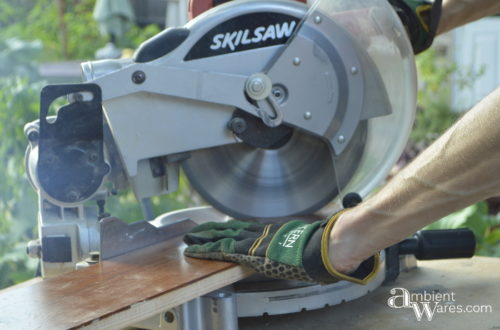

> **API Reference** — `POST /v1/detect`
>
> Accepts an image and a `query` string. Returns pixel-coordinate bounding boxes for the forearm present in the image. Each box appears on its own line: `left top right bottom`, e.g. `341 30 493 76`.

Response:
330 87 500 273
437 0 500 35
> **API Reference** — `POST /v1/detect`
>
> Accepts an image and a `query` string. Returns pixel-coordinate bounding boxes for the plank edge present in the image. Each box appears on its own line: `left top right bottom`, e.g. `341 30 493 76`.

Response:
81 265 254 329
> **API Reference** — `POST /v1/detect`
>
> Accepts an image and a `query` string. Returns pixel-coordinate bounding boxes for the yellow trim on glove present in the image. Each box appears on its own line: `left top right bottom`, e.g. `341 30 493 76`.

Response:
416 4 432 32
248 224 272 256
320 211 380 285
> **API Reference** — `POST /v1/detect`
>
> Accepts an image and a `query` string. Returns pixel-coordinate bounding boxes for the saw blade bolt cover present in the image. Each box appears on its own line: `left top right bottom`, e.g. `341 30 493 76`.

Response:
245 73 272 101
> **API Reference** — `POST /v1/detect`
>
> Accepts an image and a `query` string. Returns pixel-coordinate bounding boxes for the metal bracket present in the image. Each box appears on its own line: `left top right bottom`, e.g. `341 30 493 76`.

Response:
100 217 196 260
131 290 238 330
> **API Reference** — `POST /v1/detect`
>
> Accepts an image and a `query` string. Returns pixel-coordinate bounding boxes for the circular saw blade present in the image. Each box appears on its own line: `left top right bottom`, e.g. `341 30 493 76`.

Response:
183 124 366 219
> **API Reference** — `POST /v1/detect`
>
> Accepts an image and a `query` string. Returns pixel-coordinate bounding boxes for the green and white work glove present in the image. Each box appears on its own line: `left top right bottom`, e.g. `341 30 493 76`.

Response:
389 0 442 54
183 212 379 285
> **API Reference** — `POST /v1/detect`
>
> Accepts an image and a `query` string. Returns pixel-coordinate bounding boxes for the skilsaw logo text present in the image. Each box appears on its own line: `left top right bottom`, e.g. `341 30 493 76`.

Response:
209 21 297 52
184 13 299 61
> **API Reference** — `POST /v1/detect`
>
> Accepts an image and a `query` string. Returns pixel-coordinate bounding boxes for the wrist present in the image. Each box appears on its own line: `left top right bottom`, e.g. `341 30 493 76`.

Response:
327 210 367 274
310 210 380 285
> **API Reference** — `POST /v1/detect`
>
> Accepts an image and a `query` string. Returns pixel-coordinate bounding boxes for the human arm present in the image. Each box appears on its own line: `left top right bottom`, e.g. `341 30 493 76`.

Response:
437 0 500 35
329 87 500 273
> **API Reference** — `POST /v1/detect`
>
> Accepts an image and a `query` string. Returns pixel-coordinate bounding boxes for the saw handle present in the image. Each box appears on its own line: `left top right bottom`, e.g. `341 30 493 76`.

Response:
398 228 476 260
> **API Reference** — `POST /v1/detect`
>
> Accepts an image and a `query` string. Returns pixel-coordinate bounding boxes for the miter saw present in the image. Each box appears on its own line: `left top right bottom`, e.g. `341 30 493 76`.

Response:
23 0 475 325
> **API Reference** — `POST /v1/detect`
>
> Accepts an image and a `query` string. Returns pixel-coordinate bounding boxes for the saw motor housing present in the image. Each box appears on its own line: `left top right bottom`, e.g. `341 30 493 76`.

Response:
24 0 417 277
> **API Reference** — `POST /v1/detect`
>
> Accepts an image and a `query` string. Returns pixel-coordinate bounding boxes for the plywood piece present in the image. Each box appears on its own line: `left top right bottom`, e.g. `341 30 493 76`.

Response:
0 236 253 330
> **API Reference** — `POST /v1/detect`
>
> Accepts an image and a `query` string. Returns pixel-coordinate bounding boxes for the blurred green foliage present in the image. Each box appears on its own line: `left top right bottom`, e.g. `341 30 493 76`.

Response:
0 38 43 288
414 49 500 256
0 0 160 60
411 48 485 145
1 0 104 60
411 49 460 145
0 0 166 289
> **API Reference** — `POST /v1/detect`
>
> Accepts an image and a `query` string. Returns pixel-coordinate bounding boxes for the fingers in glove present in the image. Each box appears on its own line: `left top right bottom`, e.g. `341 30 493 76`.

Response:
184 227 261 245
187 219 263 233
184 237 236 255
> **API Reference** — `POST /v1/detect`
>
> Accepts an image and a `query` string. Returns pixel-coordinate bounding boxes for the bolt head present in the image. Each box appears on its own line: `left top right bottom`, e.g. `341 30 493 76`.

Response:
337 135 345 144
132 70 146 84
314 16 322 24
304 112 312 120
88 152 98 163
250 79 264 93
228 117 247 134
66 190 80 202
26 240 41 259
293 57 301 66
245 73 272 100
350 66 358 75
27 130 39 142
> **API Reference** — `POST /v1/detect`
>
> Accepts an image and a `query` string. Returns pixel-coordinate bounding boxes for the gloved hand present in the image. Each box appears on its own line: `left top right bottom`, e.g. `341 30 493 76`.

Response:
389 0 442 54
183 212 379 285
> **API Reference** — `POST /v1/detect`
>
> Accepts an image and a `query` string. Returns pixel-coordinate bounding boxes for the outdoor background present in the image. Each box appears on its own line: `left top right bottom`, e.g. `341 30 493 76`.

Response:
0 0 499 289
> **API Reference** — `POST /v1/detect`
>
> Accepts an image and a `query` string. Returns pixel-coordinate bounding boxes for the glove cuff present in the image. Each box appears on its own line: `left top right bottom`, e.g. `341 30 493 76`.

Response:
303 211 380 285
389 0 442 54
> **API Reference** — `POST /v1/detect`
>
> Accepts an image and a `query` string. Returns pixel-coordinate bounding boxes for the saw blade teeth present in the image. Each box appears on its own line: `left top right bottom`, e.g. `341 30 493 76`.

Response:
182 124 366 219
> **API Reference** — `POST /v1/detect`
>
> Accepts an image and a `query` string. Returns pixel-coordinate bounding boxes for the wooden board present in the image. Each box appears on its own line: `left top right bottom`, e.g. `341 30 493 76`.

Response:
0 236 253 330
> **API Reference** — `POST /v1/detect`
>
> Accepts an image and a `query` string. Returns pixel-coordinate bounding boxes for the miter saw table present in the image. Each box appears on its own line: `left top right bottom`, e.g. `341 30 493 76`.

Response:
239 257 500 330
0 237 497 329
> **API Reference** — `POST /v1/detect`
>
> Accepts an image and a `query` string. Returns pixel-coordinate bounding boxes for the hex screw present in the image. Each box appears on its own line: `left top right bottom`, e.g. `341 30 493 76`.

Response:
132 70 146 84
66 190 80 202
26 240 41 259
27 131 39 142
249 79 264 94
164 311 175 323
228 117 247 134
88 152 98 163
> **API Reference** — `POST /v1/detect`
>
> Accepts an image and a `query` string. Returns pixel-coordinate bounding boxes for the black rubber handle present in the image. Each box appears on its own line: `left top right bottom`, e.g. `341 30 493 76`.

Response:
398 228 476 260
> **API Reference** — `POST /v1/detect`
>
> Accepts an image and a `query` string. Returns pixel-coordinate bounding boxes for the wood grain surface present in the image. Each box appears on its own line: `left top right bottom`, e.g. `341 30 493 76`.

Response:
0 236 253 330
